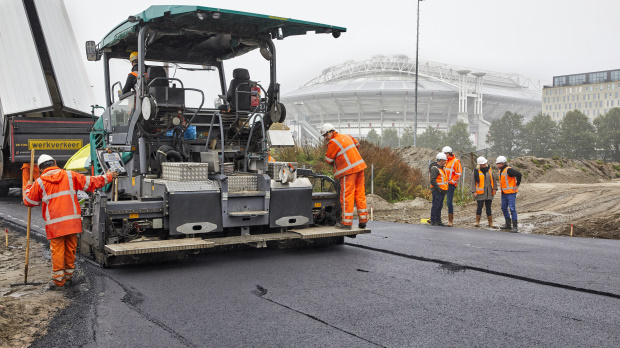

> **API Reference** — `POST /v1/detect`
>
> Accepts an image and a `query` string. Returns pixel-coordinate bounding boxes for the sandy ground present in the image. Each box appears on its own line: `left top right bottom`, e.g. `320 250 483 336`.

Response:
368 181 620 239
0 229 68 348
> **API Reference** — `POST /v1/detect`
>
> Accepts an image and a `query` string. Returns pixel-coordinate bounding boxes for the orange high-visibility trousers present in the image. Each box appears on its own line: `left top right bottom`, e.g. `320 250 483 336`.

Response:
339 171 368 226
21 164 40 191
50 234 78 286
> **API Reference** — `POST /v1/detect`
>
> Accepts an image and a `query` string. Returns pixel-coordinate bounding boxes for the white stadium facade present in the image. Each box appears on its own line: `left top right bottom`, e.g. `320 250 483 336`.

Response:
281 55 542 149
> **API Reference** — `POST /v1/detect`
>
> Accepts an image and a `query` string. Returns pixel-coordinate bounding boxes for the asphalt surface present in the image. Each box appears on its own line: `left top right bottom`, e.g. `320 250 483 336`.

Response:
2 189 619 347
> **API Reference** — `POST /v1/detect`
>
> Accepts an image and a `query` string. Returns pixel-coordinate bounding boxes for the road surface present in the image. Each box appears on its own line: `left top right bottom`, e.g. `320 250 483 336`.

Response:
1 190 619 347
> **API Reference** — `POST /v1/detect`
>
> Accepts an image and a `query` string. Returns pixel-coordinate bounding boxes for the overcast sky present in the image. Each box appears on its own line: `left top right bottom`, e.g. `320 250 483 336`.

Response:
64 0 620 107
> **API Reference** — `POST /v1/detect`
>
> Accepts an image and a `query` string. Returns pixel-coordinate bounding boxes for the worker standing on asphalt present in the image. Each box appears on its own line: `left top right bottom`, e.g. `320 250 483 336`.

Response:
470 156 497 228
495 156 522 233
429 153 449 226
321 123 368 230
23 154 118 290
442 146 462 227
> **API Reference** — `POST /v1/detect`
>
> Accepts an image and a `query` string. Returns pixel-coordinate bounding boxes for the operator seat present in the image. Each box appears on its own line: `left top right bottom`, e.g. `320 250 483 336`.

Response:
147 66 184 108
226 68 252 112
146 66 168 88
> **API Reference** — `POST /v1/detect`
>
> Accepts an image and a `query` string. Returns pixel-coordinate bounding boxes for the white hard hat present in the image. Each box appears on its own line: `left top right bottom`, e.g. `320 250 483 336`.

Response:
319 123 336 136
477 156 488 165
37 154 55 166
436 153 447 161
442 146 452 153
495 155 507 164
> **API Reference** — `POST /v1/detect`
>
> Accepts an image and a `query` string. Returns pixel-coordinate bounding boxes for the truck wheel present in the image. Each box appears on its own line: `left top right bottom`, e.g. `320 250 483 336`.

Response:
0 184 10 197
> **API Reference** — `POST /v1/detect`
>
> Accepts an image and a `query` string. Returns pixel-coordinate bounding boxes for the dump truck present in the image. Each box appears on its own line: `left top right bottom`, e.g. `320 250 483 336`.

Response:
0 0 96 196
77 5 369 266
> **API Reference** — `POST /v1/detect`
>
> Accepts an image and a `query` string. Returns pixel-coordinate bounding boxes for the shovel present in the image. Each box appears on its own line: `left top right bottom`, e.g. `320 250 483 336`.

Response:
11 149 43 287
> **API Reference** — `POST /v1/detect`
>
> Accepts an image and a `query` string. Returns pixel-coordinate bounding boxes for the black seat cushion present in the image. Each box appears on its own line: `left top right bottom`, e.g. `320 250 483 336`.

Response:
147 66 168 88
227 68 251 111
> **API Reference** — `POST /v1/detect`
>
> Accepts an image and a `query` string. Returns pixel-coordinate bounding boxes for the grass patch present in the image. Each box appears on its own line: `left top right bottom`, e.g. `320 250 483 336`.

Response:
613 165 620 171
532 158 540 166
581 167 586 172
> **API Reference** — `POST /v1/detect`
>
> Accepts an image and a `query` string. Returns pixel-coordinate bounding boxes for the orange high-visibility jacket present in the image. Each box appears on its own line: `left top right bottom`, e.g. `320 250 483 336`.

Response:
445 156 462 186
325 132 367 180
23 167 112 240
435 167 449 191
499 166 519 194
475 168 494 194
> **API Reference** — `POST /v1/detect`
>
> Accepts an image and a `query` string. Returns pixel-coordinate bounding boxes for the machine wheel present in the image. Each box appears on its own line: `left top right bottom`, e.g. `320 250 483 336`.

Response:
0 183 9 197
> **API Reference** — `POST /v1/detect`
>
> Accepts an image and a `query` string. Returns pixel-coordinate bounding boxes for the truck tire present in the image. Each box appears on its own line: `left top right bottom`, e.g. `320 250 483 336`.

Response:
0 184 9 197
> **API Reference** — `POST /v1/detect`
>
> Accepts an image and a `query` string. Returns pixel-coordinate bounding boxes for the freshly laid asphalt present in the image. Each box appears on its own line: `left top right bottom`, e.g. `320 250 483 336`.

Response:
1 190 619 347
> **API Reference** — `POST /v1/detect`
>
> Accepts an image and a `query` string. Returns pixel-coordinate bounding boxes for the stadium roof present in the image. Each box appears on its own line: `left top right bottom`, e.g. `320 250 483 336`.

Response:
285 55 541 101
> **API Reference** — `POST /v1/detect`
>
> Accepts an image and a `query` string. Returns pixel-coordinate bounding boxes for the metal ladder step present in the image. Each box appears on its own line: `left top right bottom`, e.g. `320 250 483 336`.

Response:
228 210 268 217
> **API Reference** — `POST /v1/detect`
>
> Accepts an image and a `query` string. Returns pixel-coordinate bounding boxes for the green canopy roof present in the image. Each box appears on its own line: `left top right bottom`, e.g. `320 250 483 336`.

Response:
97 5 346 65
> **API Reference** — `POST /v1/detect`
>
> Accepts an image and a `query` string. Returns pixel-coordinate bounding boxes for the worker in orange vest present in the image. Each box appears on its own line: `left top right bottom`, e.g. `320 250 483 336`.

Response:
470 156 497 228
121 51 140 95
495 156 522 233
23 154 118 290
321 123 368 230
429 153 449 226
21 163 40 194
442 146 462 227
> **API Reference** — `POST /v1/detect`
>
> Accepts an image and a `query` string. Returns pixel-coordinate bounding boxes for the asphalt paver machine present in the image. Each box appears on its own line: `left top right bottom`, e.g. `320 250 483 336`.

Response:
79 5 369 266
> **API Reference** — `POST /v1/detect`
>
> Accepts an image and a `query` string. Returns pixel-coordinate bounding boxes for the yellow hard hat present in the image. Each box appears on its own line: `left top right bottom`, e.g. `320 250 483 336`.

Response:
129 51 138 62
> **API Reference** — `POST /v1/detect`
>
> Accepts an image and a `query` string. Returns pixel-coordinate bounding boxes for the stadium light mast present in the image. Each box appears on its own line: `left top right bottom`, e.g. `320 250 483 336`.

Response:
414 0 424 147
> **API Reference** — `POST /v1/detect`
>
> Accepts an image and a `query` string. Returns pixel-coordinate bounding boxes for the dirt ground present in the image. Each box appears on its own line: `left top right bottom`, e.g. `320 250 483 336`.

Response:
373 146 620 239
0 228 68 348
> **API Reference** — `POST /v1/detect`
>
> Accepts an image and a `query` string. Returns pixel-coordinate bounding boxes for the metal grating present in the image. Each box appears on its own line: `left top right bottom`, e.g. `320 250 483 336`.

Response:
162 162 209 181
228 175 258 192
146 179 220 192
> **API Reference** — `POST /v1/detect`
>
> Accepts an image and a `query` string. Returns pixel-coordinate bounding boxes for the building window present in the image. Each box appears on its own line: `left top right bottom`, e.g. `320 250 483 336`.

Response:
568 75 586 86
590 71 606 84
611 70 620 82
554 76 566 87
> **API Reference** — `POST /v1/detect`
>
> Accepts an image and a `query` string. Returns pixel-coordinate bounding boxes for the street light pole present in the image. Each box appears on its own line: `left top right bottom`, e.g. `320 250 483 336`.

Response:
414 0 423 147
379 108 387 146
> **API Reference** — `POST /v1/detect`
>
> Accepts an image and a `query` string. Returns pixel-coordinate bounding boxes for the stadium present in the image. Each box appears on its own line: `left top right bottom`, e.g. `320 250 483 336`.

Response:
281 55 542 149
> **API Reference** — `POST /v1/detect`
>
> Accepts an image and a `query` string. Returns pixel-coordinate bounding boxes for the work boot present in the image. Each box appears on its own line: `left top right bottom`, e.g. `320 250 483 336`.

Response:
335 222 352 230
447 214 454 227
47 281 64 291
358 222 367 229
426 217 431 224
510 220 518 233
436 220 447 227
474 215 481 227
500 219 512 230
487 216 495 228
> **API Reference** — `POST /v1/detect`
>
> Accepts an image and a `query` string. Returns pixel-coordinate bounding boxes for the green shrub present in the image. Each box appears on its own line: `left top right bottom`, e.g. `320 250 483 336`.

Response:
596 160 605 165
553 156 560 160
543 164 551 170
532 158 540 166
613 165 620 171
581 167 586 172
616 173 620 178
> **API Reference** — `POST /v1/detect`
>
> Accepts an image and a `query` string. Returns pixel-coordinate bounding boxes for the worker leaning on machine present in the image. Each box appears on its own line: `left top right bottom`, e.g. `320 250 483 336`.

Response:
321 123 368 230
23 154 118 291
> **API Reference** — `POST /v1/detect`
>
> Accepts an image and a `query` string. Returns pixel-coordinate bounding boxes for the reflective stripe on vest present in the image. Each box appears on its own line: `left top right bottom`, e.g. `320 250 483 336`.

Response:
445 157 462 184
436 168 448 190
329 134 365 178
500 166 518 194
475 168 494 194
